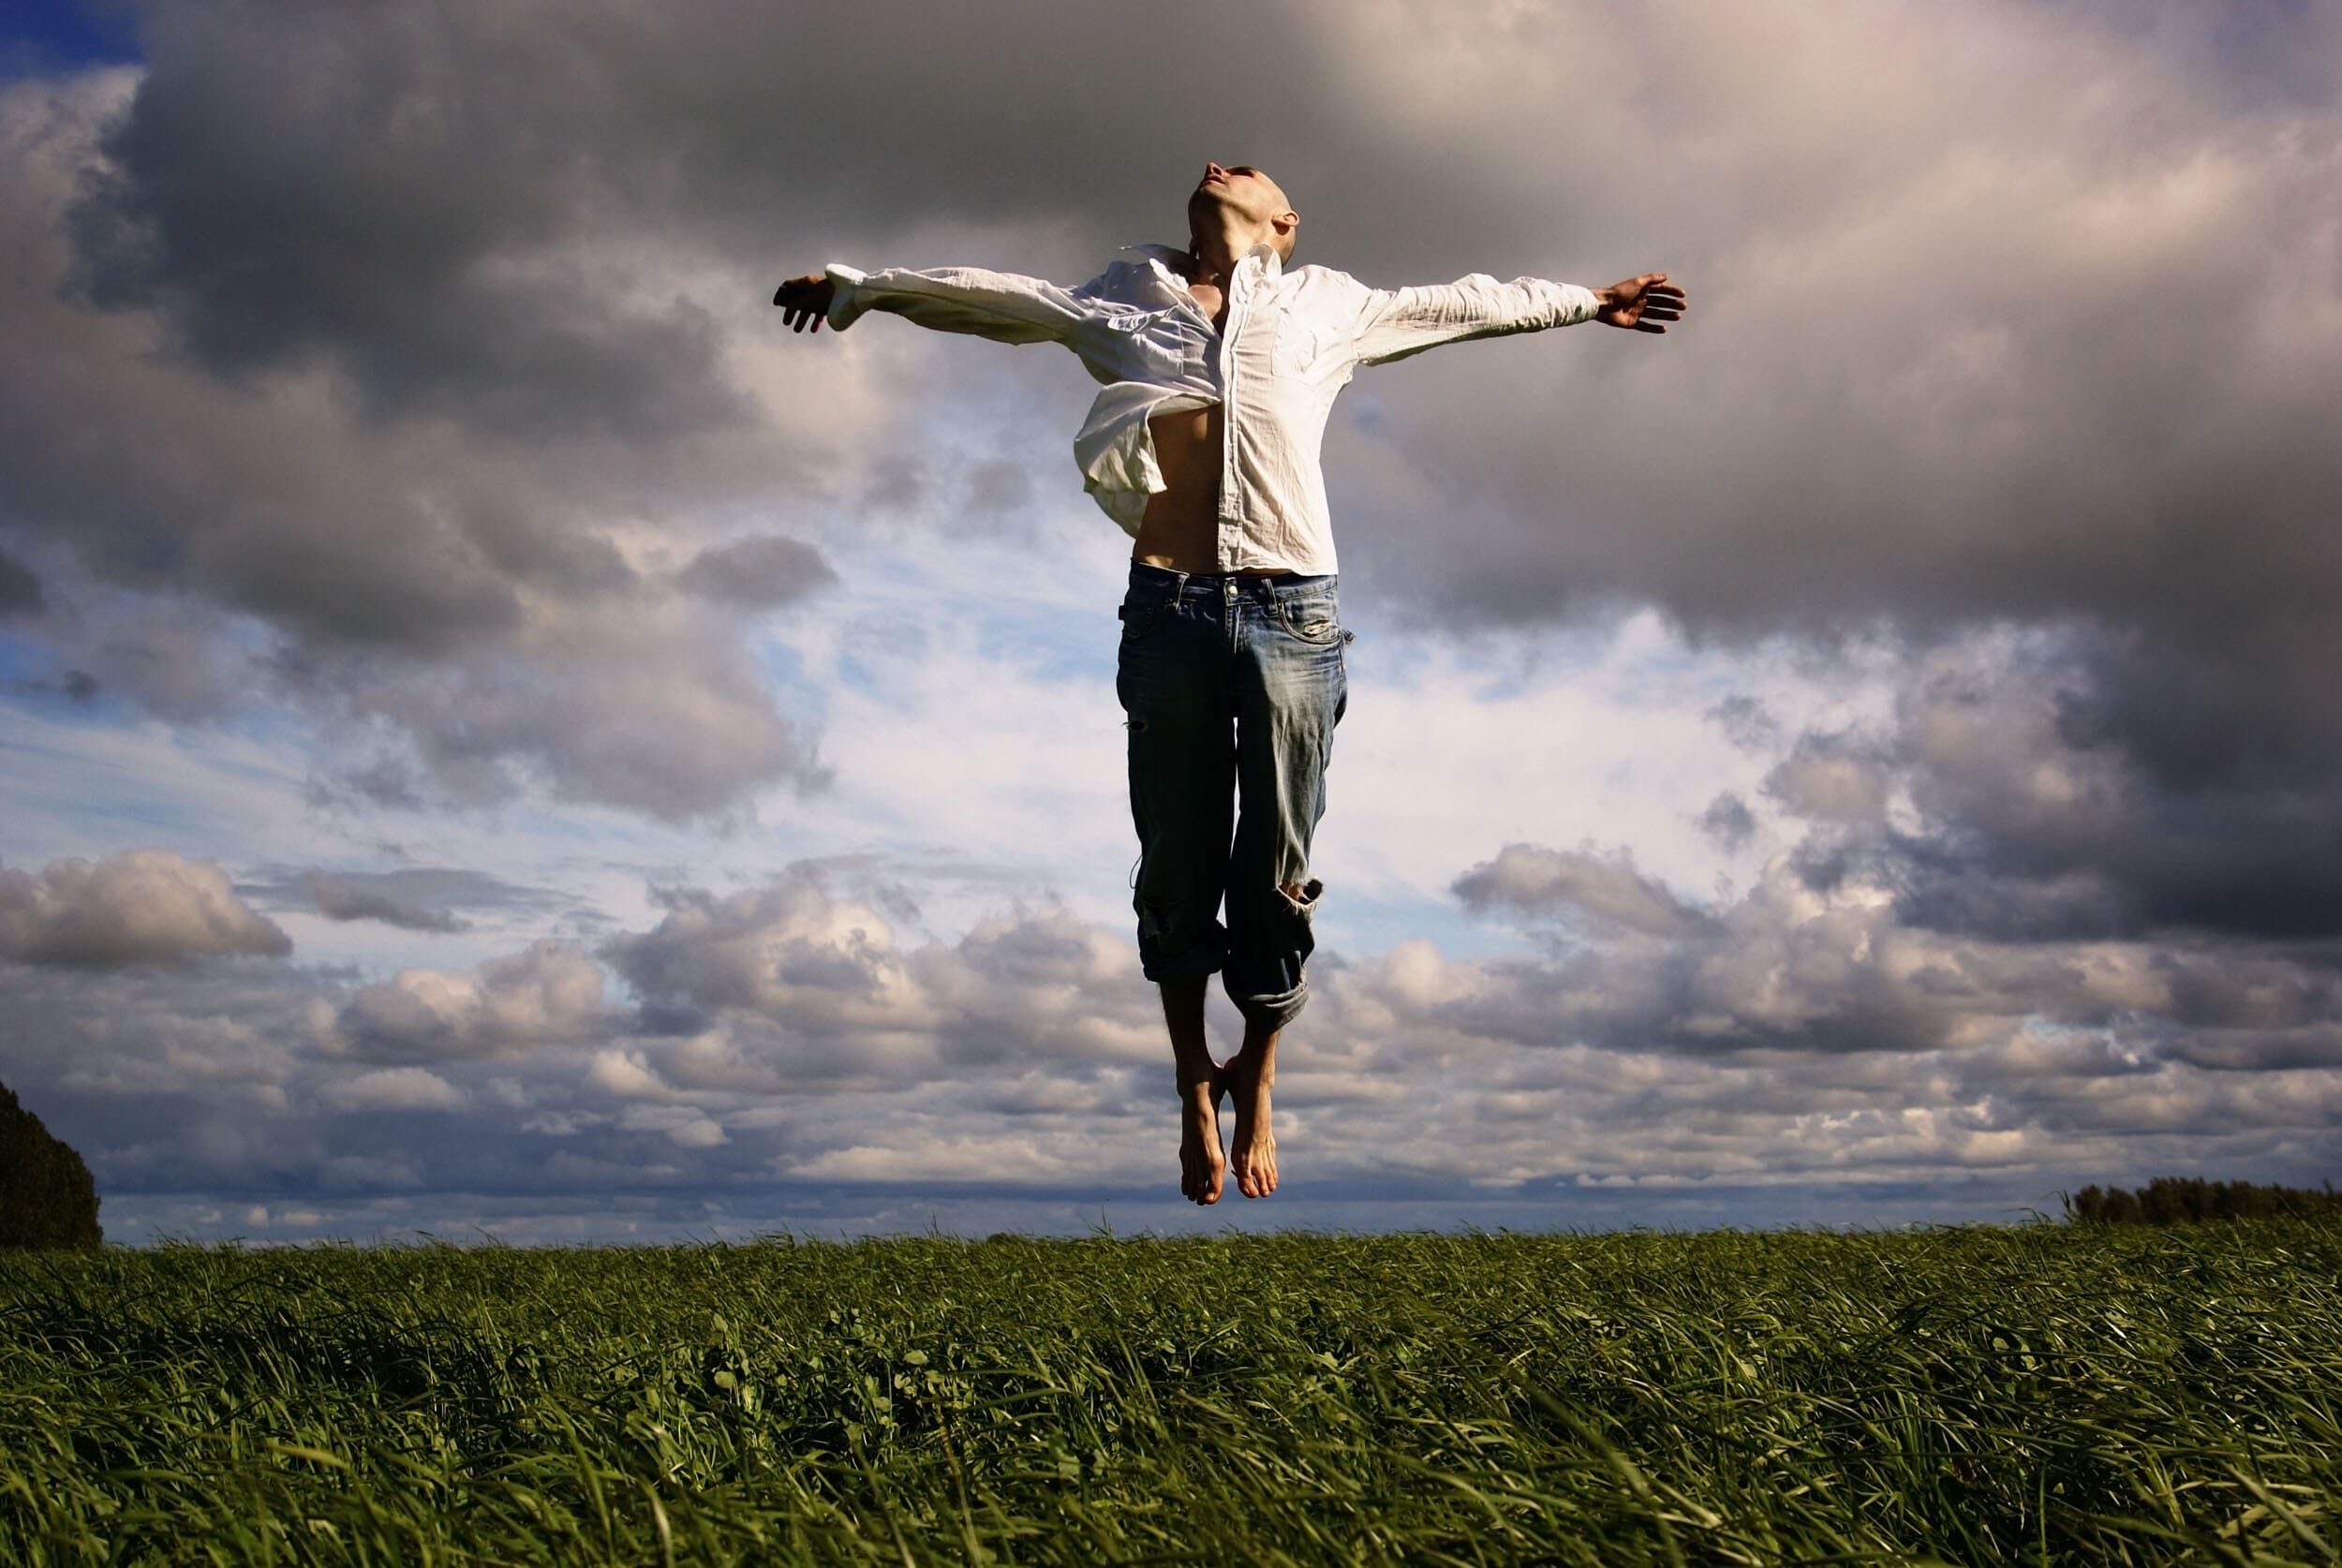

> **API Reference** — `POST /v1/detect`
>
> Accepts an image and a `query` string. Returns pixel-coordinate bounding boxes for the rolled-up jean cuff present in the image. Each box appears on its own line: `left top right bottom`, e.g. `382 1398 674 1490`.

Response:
1140 932 1226 987
1229 977 1307 1030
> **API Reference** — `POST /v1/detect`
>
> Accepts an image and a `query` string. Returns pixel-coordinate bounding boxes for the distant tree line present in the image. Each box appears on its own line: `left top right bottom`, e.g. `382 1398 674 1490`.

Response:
2064 1176 2341 1225
1 1080 103 1250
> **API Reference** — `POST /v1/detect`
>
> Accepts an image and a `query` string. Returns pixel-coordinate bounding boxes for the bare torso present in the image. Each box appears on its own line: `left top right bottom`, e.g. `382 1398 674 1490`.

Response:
1132 278 1291 577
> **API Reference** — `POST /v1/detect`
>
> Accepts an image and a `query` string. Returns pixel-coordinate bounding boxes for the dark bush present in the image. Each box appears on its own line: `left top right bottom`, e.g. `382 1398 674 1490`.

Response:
2064 1176 2341 1225
0 1080 103 1250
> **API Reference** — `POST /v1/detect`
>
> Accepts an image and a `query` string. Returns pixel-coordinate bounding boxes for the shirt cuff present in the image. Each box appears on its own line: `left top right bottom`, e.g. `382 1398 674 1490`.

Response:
823 261 872 331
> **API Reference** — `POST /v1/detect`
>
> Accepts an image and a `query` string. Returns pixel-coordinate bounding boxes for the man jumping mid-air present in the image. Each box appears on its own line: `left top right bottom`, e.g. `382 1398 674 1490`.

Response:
774 162 1686 1207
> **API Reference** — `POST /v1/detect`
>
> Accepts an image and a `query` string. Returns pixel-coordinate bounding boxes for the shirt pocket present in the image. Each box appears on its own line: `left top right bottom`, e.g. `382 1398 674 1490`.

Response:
1271 313 1324 378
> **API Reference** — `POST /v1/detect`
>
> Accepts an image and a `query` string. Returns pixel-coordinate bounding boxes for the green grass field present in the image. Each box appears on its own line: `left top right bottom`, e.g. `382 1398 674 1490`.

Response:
5 1222 2338 1565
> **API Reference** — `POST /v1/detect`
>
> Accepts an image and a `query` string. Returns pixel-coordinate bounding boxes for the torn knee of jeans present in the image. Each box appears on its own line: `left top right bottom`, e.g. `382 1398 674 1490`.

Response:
1278 878 1324 913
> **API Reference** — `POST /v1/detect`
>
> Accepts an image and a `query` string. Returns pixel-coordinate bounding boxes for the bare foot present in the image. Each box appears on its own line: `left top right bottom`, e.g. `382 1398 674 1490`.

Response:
1178 1078 1225 1205
1226 1056 1278 1198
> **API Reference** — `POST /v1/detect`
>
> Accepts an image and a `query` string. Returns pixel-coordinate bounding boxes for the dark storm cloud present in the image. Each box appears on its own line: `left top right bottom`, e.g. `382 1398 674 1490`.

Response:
0 545 41 614
3 58 829 817
56 0 1324 435
66 4 745 442
1861 636 2342 943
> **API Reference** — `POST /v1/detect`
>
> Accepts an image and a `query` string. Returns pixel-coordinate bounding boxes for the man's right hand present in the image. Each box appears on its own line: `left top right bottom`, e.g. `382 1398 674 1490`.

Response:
772 273 837 333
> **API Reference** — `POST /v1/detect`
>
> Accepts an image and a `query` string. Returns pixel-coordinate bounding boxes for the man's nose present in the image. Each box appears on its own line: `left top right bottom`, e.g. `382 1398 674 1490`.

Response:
1204 161 1225 179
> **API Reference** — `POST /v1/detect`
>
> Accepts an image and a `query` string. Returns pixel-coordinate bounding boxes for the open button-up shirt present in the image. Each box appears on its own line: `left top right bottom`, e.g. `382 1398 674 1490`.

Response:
823 244 1601 574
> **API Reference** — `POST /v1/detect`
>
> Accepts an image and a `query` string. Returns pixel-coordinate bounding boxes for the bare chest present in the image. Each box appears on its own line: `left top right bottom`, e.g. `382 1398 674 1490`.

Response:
1186 281 1228 333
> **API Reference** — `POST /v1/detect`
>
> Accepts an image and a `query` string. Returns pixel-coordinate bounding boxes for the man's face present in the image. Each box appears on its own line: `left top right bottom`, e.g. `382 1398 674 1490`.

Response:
1190 162 1292 230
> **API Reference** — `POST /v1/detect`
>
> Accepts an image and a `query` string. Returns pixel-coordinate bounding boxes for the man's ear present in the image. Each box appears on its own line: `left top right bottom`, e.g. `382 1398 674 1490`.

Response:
1275 209 1299 254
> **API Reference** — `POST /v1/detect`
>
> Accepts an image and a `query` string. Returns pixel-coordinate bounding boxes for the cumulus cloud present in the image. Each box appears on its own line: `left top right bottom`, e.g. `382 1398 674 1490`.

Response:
604 867 1156 1085
330 939 608 1060
0 829 2332 1228
0 849 289 967
1422 630 2342 1086
1763 735 1893 826
319 1067 468 1113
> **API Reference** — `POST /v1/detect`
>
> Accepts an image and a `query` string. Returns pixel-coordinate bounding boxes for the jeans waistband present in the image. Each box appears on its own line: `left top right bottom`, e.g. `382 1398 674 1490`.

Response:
1128 562 1336 601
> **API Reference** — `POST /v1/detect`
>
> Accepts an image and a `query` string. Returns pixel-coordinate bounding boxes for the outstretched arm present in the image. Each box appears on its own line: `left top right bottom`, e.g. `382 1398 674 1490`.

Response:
771 263 1094 345
1351 270 1687 366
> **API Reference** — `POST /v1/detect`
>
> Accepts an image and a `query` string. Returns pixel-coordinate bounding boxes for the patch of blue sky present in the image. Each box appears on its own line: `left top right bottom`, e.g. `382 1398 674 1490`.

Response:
743 621 828 726
0 624 82 689
0 703 313 865
1312 885 1537 967
1 0 140 80
812 523 1126 703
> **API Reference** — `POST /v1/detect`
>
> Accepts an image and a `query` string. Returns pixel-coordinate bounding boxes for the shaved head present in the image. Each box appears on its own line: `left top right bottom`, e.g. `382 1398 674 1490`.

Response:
1189 162 1299 261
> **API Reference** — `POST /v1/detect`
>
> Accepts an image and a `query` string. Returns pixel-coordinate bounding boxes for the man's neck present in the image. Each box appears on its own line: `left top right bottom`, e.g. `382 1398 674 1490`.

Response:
1184 217 1272 287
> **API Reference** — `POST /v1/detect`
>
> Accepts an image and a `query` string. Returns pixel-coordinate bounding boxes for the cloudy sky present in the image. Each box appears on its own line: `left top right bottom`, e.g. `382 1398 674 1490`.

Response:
3 0 2337 1243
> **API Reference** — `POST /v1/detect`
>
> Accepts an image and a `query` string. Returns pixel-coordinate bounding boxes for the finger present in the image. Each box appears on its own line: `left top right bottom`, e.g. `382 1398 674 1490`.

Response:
1636 321 1668 333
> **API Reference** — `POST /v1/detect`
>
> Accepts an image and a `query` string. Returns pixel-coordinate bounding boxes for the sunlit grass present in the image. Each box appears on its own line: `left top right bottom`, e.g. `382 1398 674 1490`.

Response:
5 1222 2337 1563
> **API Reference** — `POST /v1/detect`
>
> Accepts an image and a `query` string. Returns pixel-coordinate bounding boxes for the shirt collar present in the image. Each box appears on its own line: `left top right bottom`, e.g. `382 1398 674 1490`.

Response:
1121 242 1285 280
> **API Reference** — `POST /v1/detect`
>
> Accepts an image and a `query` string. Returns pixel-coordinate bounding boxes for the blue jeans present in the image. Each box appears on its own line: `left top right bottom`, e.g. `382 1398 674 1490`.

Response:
1115 563 1349 1029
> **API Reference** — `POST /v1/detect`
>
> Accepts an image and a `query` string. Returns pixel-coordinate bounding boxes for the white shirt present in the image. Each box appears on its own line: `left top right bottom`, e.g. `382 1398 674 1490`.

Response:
823 244 1602 574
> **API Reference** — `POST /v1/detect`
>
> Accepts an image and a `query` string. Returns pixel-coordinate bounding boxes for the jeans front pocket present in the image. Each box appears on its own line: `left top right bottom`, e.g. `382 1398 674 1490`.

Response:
1279 597 1343 644
1118 598 1169 642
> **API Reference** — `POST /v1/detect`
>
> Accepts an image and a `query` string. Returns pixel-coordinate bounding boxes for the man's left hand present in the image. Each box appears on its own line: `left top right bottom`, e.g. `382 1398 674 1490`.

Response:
1594 273 1686 333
